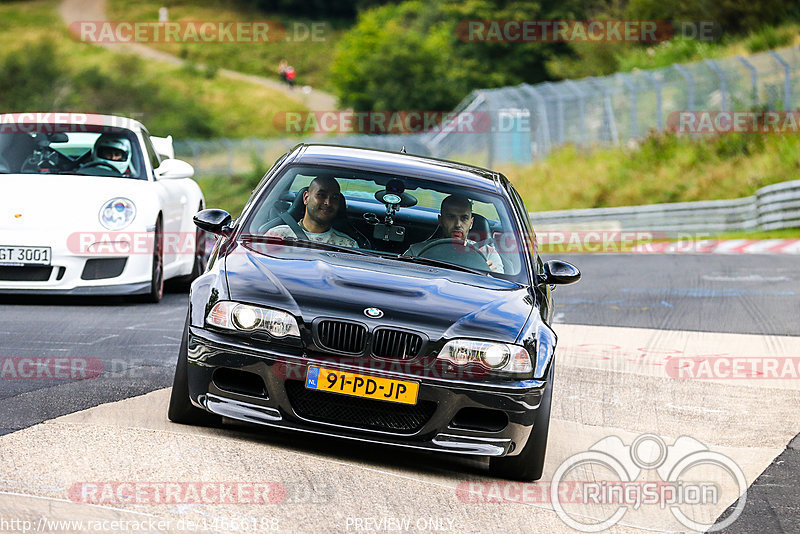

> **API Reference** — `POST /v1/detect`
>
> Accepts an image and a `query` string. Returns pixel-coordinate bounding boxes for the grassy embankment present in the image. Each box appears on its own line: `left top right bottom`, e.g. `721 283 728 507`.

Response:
107 0 346 92
0 0 305 138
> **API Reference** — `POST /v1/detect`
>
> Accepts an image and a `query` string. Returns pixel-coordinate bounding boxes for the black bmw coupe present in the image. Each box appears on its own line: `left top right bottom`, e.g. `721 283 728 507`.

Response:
168 144 580 481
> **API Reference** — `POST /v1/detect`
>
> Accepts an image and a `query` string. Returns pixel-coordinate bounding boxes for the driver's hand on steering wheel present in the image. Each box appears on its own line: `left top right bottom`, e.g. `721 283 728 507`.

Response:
486 258 499 272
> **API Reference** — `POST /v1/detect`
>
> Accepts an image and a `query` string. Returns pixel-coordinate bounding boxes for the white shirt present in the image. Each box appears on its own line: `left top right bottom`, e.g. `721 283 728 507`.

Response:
266 224 358 248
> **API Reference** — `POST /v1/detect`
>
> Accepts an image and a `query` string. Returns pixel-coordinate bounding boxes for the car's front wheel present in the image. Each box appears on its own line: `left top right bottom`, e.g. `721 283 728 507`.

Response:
488 362 554 481
139 218 164 303
167 317 221 426
174 203 207 291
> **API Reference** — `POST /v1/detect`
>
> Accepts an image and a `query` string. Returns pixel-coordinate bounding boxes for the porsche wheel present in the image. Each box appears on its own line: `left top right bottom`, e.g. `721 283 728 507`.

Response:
141 218 164 303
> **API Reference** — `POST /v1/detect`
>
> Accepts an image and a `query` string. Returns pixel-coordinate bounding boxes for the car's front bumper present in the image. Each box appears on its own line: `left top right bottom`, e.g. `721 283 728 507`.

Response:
186 328 548 457
0 228 153 293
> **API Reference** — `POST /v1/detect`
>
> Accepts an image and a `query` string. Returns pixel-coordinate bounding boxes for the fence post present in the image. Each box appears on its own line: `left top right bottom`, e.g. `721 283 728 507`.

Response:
736 56 759 107
768 50 791 111
564 80 586 146
704 59 729 110
520 85 551 158
617 73 639 139
588 77 619 146
673 64 695 111
541 82 565 144
643 71 663 131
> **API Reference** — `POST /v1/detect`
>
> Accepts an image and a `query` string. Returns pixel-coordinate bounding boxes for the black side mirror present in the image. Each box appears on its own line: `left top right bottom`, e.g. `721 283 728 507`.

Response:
194 209 232 235
542 259 581 285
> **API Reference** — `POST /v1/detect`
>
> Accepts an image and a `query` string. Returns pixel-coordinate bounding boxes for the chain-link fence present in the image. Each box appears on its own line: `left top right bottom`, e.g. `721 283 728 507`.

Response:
175 45 800 175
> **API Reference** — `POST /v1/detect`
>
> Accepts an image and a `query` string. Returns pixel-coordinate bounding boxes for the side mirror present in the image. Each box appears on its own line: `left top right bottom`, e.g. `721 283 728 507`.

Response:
194 209 232 236
156 158 194 180
542 259 581 285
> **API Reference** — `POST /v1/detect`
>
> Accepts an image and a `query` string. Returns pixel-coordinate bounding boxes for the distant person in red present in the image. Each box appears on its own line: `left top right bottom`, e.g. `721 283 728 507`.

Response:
278 59 288 83
285 65 296 88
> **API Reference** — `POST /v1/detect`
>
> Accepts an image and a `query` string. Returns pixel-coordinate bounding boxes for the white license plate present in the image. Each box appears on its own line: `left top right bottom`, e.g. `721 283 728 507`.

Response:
0 246 52 266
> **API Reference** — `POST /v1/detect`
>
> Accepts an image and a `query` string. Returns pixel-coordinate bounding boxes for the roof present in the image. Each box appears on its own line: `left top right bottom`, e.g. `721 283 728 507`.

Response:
291 144 502 194
0 112 144 132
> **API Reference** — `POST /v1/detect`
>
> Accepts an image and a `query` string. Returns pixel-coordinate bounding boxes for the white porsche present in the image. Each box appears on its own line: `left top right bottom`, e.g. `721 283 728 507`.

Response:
0 113 206 302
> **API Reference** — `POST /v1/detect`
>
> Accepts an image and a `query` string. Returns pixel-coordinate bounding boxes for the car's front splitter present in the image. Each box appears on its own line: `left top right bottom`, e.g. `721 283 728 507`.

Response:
186 328 547 458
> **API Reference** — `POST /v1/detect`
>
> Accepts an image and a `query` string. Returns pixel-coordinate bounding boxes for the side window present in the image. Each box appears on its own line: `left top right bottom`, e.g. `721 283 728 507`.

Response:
141 134 161 176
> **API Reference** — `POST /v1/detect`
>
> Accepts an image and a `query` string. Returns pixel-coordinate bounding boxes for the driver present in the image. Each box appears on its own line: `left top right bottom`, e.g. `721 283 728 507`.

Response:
266 176 358 248
80 134 133 175
406 194 504 273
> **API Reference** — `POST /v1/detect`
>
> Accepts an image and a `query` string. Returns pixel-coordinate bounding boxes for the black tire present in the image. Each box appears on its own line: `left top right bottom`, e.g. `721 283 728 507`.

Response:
167 317 221 425
488 362 554 481
139 218 164 303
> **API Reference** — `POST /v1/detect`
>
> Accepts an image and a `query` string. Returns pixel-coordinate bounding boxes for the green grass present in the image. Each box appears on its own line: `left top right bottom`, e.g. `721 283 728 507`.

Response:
107 0 346 93
547 23 800 79
500 131 800 213
0 0 306 138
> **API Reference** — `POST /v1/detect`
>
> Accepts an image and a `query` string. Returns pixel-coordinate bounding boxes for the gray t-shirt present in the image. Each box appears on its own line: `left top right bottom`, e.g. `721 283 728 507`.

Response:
267 224 358 248
405 239 504 273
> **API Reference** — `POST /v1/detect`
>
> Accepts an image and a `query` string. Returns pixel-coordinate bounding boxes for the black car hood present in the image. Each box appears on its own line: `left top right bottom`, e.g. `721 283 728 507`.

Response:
225 243 533 342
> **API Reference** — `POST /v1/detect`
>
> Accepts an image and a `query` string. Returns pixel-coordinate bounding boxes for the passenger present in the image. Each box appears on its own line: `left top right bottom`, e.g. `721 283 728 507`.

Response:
267 176 358 248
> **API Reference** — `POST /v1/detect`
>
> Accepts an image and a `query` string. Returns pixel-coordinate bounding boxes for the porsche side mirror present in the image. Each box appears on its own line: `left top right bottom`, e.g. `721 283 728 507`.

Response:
542 259 581 285
194 209 232 236
156 158 194 180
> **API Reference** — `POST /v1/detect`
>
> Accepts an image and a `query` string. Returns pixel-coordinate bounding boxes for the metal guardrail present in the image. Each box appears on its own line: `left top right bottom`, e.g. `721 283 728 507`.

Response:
530 180 800 232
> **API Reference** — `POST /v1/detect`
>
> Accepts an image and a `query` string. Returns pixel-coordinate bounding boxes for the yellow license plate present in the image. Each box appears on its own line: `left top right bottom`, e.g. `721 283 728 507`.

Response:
305 366 419 405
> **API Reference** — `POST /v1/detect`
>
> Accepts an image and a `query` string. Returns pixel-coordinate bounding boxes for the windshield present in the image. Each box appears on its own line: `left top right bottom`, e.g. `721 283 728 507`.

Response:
240 164 532 283
0 125 146 179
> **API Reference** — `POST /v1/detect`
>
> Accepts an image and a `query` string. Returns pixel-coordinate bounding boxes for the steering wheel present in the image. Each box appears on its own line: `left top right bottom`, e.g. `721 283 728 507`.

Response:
79 161 122 174
415 238 490 271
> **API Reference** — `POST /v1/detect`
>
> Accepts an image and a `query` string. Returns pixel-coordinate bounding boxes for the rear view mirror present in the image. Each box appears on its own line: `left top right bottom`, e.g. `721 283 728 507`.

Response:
542 260 581 285
156 158 194 180
194 209 232 235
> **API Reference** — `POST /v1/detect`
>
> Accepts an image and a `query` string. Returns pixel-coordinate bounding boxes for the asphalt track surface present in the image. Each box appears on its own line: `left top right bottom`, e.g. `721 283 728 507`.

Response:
0 253 798 533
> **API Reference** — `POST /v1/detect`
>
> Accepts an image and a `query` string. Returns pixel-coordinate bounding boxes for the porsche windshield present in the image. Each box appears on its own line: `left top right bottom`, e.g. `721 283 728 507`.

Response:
0 125 146 179
241 165 532 282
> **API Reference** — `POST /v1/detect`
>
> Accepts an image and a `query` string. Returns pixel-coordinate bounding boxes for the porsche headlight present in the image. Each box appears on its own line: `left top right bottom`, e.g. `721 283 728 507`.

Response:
99 197 136 230
206 301 300 338
437 339 532 374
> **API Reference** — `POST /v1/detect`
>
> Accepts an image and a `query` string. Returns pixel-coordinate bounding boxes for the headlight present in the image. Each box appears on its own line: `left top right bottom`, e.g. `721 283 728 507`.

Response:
99 197 136 230
437 339 532 374
206 301 300 338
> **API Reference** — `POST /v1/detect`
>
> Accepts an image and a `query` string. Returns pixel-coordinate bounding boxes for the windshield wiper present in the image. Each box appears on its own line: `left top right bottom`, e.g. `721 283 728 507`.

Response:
390 254 487 276
242 235 375 257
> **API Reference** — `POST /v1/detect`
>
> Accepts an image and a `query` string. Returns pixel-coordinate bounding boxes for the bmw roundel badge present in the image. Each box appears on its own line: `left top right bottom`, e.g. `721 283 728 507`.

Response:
364 307 384 319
